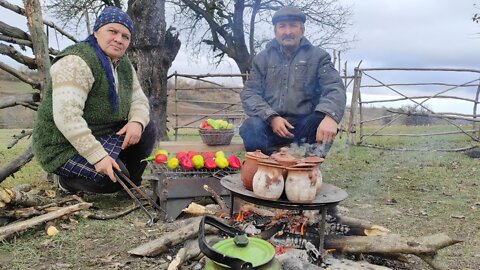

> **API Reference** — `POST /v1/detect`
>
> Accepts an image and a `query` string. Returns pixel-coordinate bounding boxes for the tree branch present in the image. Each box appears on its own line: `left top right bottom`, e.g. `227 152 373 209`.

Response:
0 144 33 183
0 43 37 69
0 20 31 40
0 61 40 88
7 129 33 149
0 93 40 109
0 34 59 55
0 0 78 42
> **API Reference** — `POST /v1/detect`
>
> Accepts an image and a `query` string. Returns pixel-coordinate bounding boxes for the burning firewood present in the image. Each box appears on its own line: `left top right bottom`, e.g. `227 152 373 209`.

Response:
240 203 275 217
182 202 221 216
203 184 227 211
328 206 390 236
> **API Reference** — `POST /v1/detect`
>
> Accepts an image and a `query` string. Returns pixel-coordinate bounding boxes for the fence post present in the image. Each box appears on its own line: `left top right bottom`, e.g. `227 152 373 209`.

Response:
347 68 361 145
474 79 480 138
173 71 179 141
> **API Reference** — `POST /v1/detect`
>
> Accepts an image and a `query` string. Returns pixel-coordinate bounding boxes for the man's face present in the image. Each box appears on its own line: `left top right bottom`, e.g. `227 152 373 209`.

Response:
274 20 304 50
94 23 131 61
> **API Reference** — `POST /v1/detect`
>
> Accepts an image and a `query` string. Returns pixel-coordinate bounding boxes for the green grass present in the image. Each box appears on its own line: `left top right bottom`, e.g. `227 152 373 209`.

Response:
0 129 44 189
1 127 479 269
0 81 35 94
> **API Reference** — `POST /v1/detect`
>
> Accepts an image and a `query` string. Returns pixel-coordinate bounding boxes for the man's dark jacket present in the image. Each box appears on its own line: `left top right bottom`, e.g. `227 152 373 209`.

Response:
241 38 346 123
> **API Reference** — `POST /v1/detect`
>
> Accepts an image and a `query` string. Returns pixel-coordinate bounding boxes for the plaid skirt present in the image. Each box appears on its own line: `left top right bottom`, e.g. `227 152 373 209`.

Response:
54 133 124 182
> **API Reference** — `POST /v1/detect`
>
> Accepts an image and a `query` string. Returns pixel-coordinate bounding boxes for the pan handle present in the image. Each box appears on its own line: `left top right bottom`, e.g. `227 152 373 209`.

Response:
198 216 252 270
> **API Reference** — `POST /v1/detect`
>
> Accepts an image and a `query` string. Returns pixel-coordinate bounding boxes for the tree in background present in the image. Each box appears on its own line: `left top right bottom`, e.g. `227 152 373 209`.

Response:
474 2 480 23
43 0 180 140
399 105 433 126
44 0 123 35
168 0 352 75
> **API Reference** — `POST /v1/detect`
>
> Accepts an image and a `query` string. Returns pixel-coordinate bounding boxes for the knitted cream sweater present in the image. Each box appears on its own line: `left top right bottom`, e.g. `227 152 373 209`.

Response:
49 55 150 165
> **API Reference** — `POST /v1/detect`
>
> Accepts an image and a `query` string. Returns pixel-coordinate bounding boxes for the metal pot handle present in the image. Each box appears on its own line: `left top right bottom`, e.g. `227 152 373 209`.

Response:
199 216 253 270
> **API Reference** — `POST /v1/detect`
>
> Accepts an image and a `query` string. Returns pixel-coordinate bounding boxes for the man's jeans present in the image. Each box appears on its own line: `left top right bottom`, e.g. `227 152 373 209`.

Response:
240 112 331 155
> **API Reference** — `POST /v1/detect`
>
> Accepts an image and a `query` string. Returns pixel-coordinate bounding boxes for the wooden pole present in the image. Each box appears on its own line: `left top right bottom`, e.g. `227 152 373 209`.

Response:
23 0 51 96
347 67 361 145
473 80 480 138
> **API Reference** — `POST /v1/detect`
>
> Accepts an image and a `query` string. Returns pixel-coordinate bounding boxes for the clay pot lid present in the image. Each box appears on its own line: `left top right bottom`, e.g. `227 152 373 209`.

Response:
245 149 269 160
270 147 297 164
302 156 325 164
288 162 316 169
257 158 284 168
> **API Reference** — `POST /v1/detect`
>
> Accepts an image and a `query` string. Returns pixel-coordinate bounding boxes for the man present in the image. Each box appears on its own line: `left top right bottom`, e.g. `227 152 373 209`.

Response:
240 6 346 156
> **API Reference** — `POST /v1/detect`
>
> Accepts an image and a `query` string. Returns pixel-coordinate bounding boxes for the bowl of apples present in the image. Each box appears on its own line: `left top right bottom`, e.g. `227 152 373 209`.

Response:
198 118 234 146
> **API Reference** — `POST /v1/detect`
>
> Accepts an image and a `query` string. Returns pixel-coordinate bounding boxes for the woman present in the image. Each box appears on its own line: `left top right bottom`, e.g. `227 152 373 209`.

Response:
32 6 156 193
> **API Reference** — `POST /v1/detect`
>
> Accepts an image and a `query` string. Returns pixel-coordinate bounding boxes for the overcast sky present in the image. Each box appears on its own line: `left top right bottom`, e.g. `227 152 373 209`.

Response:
171 0 480 72
2 0 479 113
169 0 480 113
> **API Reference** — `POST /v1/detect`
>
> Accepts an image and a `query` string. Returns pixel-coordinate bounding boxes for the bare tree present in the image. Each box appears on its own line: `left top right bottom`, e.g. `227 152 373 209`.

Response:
167 0 353 75
128 0 180 140
42 0 110 36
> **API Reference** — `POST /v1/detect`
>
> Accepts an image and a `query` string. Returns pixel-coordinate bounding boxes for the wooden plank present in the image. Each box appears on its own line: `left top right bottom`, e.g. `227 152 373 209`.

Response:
157 141 244 153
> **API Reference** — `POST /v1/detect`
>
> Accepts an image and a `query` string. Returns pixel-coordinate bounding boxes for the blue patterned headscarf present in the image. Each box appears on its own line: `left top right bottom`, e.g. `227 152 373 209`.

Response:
84 6 134 112
93 6 134 34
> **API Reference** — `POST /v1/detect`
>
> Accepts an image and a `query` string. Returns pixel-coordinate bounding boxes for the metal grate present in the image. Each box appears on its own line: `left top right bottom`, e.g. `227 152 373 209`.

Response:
148 163 239 179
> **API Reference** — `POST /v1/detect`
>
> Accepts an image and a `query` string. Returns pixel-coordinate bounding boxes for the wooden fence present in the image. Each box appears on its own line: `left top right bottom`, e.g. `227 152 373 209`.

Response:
167 70 355 141
347 67 480 151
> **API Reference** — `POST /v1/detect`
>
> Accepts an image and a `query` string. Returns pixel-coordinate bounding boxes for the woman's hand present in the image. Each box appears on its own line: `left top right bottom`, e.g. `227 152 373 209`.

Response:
117 121 143 149
94 156 121 182
316 115 338 143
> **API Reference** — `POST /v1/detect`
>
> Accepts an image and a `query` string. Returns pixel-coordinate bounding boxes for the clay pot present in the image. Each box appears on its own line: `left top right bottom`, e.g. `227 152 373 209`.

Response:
285 163 318 203
252 159 285 200
301 156 325 193
241 150 269 190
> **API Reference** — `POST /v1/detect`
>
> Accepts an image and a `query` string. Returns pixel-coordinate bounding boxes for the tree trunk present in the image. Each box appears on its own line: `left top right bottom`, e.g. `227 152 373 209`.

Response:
127 0 180 141
23 0 51 94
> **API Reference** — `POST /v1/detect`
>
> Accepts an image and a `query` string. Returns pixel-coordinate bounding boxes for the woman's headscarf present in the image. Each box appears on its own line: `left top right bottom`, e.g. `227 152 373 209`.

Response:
84 6 134 112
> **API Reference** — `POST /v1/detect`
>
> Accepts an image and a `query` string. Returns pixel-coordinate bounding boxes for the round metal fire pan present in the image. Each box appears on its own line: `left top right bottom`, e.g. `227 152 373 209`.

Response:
220 174 348 211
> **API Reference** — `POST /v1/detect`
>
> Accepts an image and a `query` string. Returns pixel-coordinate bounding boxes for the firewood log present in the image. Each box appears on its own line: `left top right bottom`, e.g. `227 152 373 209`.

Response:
128 216 220 257
0 202 91 240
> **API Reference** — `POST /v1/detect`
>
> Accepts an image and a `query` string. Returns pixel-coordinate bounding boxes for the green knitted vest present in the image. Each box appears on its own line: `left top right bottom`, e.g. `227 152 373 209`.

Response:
32 42 133 172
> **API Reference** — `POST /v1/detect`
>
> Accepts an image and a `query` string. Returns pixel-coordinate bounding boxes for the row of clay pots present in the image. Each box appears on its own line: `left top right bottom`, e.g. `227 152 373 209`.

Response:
240 148 324 203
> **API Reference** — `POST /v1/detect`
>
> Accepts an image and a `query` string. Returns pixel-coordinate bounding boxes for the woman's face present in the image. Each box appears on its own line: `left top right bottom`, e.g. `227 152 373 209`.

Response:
94 23 131 61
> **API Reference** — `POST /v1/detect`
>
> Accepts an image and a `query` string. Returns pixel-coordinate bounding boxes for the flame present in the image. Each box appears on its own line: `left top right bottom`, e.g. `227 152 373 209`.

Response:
234 211 244 222
300 220 307 235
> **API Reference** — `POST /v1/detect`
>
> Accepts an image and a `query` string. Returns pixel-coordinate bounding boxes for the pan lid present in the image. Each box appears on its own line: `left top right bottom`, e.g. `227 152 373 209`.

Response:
211 236 275 268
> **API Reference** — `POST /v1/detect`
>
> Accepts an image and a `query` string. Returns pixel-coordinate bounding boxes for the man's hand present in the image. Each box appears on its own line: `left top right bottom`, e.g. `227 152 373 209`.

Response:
117 121 143 150
94 156 121 182
316 115 338 143
270 116 294 138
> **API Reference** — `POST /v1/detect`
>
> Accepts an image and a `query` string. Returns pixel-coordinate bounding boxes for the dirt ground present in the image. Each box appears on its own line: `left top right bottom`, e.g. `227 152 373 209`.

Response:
1 136 478 270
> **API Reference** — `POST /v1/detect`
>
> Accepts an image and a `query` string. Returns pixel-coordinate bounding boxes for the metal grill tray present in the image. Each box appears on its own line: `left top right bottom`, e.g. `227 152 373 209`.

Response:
220 174 348 210
147 163 239 179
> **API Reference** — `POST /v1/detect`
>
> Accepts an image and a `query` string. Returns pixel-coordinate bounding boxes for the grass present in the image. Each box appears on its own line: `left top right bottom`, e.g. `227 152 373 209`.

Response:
1 127 479 269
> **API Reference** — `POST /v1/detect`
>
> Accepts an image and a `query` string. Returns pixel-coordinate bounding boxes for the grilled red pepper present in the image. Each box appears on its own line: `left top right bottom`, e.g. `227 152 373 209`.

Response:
227 155 241 169
204 158 217 169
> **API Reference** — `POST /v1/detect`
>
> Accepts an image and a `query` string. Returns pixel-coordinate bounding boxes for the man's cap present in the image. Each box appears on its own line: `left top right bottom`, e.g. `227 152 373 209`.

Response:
93 6 134 34
272 6 306 25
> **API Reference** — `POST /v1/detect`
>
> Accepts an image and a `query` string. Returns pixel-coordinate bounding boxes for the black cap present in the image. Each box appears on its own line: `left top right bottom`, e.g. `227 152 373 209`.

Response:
272 6 306 25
